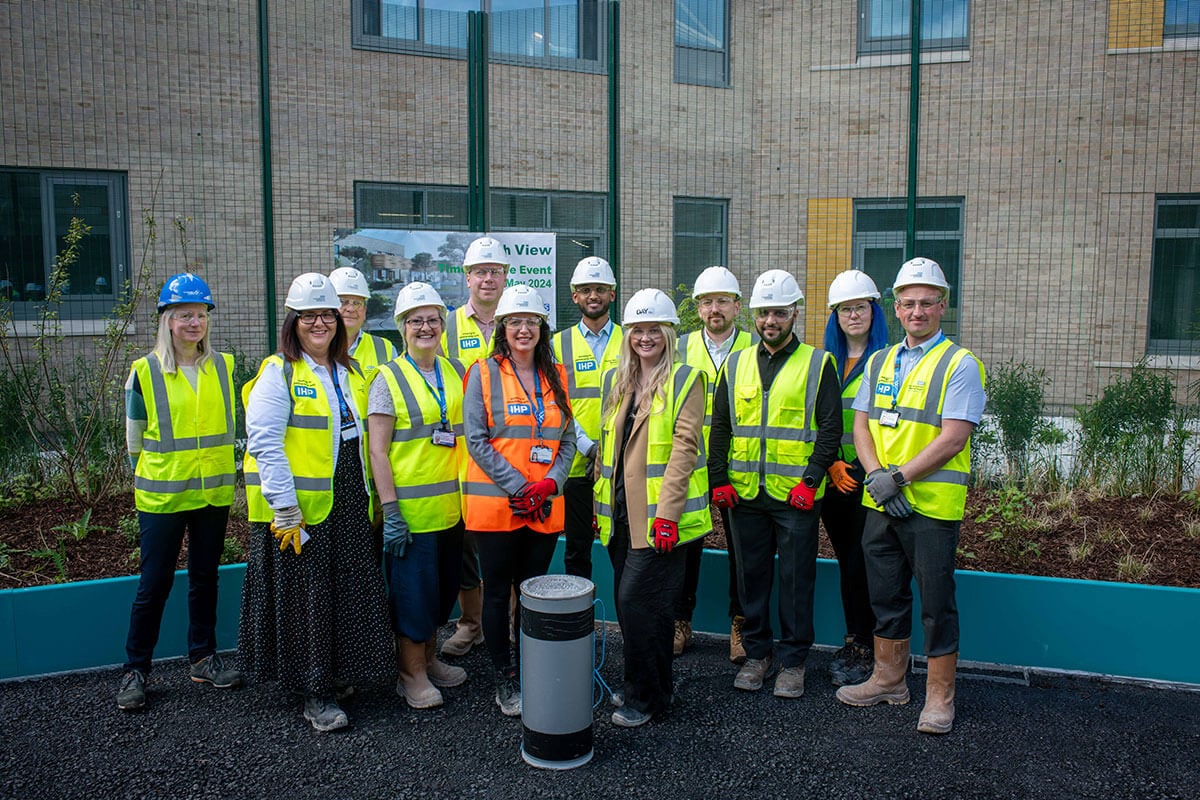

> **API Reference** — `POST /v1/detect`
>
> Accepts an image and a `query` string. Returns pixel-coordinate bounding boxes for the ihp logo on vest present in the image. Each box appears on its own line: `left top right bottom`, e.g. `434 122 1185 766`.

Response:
507 402 531 416
294 384 318 399
575 359 597 372
875 383 894 397
460 337 480 349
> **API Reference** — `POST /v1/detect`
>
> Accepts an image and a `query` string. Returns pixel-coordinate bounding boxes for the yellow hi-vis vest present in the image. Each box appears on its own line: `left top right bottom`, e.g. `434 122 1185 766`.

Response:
726 343 832 503
594 364 711 547
372 356 466 533
242 355 370 525
840 370 864 463
863 339 984 521
352 331 398 384
553 323 623 478
440 306 493 370
676 328 756 444
131 352 236 513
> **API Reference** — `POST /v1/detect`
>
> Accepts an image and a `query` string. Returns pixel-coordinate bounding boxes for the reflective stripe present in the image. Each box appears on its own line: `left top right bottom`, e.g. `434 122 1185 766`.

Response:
866 343 963 427
648 493 710 518
372 335 388 364
288 414 330 430
571 387 601 400
293 476 331 492
923 467 970 486
729 459 808 478
729 424 817 442
561 331 578 395
135 473 236 492
461 481 509 498
394 479 460 500
446 313 461 359
141 353 235 453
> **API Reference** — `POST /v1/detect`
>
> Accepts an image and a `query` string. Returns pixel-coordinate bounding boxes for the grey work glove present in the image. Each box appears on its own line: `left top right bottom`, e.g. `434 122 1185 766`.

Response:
883 494 913 519
864 469 903 505
273 505 303 530
381 500 413 559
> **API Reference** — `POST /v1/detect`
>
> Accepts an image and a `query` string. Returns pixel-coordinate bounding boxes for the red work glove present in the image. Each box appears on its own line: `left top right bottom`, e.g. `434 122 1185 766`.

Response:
787 480 818 511
827 460 860 494
651 518 679 553
711 484 740 510
592 515 600 536
509 478 557 516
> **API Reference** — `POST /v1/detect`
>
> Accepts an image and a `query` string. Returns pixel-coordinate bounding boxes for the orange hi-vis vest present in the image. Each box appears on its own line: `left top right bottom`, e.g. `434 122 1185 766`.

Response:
462 357 569 533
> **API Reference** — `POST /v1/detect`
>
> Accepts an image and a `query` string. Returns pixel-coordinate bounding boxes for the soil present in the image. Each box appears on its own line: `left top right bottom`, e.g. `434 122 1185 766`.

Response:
0 488 1197 590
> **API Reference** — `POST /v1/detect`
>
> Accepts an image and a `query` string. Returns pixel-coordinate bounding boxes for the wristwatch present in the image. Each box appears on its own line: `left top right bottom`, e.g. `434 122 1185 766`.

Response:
890 469 909 487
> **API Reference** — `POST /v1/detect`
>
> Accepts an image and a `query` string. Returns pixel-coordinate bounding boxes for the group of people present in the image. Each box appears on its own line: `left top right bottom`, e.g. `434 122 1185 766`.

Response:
116 235 984 738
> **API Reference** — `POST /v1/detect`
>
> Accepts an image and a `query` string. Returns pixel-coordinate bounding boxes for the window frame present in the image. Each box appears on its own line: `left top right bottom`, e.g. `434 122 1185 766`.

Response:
1148 195 1200 356
857 0 971 57
674 0 731 87
352 0 607 74
1165 0 1200 39
672 196 729 293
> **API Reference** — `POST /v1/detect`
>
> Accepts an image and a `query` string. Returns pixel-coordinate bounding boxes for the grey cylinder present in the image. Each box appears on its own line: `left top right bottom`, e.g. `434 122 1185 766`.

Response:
519 574 595 770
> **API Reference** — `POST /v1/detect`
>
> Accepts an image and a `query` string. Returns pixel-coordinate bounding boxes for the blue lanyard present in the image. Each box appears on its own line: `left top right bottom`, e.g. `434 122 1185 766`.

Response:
510 362 545 439
891 332 945 408
330 368 353 425
406 354 449 427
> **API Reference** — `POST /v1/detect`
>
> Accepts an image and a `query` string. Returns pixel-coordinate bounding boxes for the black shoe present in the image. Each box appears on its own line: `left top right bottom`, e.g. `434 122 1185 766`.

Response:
831 642 874 687
190 654 244 689
829 637 856 675
494 669 521 717
116 669 146 711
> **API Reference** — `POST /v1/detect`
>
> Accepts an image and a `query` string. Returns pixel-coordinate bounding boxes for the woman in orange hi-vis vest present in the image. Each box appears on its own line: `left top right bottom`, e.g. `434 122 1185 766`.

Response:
461 283 576 718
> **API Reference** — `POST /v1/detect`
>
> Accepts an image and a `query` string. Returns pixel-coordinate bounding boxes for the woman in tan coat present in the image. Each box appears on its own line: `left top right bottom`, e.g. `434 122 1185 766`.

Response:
593 289 711 727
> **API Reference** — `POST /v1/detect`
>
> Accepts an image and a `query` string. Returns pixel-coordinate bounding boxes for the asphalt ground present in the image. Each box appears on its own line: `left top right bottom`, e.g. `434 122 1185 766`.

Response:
2 624 1197 800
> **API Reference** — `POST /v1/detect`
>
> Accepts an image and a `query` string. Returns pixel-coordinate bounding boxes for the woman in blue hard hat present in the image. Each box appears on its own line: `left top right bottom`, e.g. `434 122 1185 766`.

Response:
238 273 393 732
820 269 890 687
116 273 243 712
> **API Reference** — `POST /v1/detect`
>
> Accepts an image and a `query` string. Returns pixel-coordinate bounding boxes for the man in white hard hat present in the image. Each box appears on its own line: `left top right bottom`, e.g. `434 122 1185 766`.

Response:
707 269 842 699
438 235 510 657
552 256 621 580
673 266 756 662
329 266 397 384
836 257 985 736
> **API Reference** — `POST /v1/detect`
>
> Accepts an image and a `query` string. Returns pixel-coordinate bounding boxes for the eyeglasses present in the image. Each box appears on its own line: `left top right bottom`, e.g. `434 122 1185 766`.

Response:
504 316 542 330
754 307 794 321
573 286 611 296
172 311 208 323
405 316 442 329
469 267 507 278
836 303 871 318
628 327 665 340
698 296 736 310
297 311 338 326
895 298 942 313
340 298 366 309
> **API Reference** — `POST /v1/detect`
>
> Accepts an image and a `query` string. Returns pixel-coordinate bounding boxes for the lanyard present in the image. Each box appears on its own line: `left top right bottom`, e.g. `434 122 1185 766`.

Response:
330 368 353 426
511 362 545 440
406 354 449 427
890 332 945 409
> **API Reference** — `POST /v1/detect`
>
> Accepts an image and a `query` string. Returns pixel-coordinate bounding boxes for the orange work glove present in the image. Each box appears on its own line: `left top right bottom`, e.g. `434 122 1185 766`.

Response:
828 460 861 494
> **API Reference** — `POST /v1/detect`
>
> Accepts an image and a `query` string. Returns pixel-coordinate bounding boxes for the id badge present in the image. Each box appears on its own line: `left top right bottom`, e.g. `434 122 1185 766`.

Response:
530 444 553 464
431 429 456 448
340 422 360 441
879 409 901 428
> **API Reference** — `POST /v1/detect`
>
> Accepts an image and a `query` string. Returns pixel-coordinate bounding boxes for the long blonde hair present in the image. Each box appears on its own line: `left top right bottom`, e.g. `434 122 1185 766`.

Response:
151 306 213 372
601 323 678 424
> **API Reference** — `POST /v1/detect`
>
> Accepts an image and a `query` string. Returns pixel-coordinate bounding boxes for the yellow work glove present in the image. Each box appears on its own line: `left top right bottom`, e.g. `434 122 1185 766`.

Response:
270 505 305 555
828 460 861 494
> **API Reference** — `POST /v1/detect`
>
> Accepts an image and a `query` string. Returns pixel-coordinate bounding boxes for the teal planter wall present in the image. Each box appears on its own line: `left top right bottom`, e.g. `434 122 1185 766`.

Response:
2 543 1198 684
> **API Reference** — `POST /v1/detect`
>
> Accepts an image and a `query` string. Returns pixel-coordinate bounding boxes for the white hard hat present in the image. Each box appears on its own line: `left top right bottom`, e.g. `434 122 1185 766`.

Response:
570 256 616 288
285 273 338 312
692 266 741 299
328 266 371 299
495 283 549 321
463 236 510 268
749 269 803 309
393 281 446 322
893 257 949 293
827 270 881 308
623 288 679 326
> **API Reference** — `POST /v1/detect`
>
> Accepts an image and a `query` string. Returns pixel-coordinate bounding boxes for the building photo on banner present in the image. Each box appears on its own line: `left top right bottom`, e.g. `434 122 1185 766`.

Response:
333 229 558 336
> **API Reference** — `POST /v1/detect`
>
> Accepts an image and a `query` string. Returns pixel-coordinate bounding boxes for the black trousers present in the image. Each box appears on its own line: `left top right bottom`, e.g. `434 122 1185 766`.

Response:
861 509 960 656
607 518 686 716
674 505 742 622
730 491 820 669
474 527 559 671
819 486 876 647
563 475 595 579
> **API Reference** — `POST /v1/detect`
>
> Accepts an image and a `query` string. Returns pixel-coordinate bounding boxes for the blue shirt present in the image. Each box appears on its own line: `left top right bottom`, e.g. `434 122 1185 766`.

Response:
578 318 614 362
852 330 986 424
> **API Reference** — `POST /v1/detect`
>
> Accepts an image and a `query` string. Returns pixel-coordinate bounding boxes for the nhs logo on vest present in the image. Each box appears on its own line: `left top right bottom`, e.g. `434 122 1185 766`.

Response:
294 384 318 399
460 337 481 349
507 402 531 416
575 359 597 372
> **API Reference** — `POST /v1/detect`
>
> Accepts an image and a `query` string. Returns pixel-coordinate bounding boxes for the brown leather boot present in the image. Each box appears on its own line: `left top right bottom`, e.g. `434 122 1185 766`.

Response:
835 636 911 706
729 616 747 664
425 638 467 688
917 652 957 734
441 586 484 656
395 637 443 709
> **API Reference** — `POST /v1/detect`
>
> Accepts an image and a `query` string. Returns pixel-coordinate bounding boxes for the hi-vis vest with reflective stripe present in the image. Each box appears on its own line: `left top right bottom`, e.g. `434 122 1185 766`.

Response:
441 306 493 369
840 370 864 462
131 353 236 513
726 343 832 503
553 324 623 478
594 364 711 547
676 328 756 444
373 356 466 533
864 339 984 521
242 355 370 526
462 358 569 533
352 331 398 384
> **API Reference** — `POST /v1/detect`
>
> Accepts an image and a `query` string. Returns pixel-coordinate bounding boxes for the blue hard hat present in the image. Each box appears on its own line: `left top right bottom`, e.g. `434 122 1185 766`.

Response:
157 273 215 312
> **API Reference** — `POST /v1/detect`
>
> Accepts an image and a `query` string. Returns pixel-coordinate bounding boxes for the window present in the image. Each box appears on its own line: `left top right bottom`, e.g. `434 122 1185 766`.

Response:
673 198 728 293
1149 197 1200 355
852 197 964 339
675 0 729 86
1166 0 1200 38
354 183 606 328
354 0 603 71
0 169 129 320
858 0 969 56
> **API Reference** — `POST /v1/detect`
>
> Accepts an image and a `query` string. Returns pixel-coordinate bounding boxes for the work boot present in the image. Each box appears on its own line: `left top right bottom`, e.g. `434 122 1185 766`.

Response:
673 620 692 657
494 668 521 717
303 695 349 732
189 653 244 689
836 636 911 707
733 655 773 691
830 639 874 687
773 666 806 699
729 616 746 664
917 653 957 734
441 586 484 657
425 639 467 688
116 669 146 711
395 636 443 709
